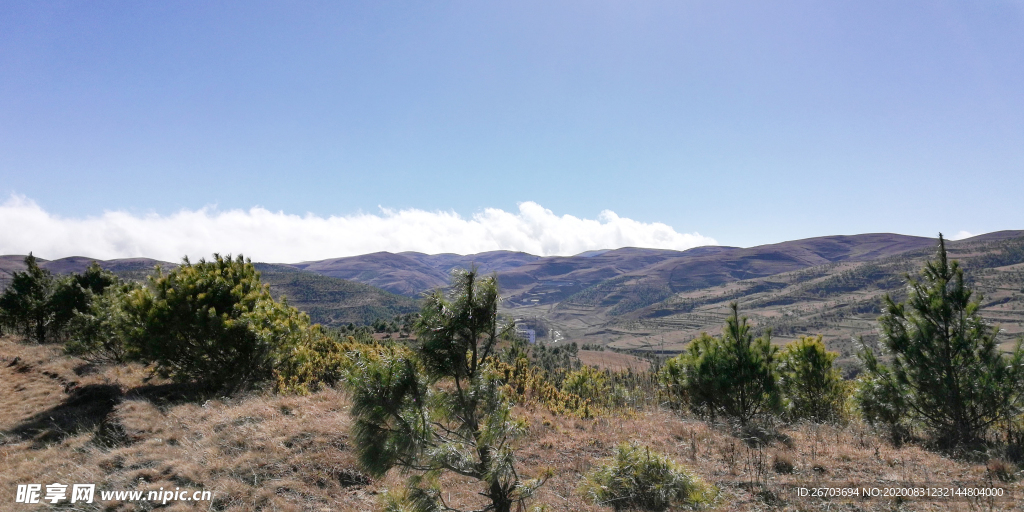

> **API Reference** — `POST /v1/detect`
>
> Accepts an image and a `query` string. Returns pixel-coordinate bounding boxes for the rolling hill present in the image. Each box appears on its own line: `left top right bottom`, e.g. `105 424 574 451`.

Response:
285 250 543 296
254 263 420 326
4 230 1022 348
0 256 419 328
286 234 936 304
0 256 173 285
529 232 1024 376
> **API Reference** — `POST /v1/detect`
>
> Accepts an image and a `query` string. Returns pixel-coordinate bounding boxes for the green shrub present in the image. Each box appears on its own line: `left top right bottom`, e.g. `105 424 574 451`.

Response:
0 254 56 342
562 365 609 405
347 269 546 512
583 442 716 511
779 335 848 423
530 341 581 387
493 356 596 418
130 254 310 392
50 262 119 339
853 348 912 442
0 257 118 343
65 281 145 363
273 327 383 394
658 353 688 409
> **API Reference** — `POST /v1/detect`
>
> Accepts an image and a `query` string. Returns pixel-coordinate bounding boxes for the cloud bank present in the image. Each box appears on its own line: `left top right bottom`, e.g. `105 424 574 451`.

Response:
0 195 716 262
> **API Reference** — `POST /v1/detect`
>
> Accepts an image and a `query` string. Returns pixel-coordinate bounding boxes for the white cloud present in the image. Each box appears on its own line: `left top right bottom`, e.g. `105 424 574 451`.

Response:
0 195 716 261
949 230 975 241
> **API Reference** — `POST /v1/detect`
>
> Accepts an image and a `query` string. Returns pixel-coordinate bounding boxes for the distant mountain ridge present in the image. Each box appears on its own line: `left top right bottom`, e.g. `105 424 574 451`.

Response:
573 231 1024 373
269 230 1023 362
3 230 1022 339
285 250 543 296
0 255 172 283
270 233 943 300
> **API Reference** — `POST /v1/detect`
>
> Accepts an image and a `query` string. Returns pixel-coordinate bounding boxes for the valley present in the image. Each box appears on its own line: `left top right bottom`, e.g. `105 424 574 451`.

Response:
4 231 1023 369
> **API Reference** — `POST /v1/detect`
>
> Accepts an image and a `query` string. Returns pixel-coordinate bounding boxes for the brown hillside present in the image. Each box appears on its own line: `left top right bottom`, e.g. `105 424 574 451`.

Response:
551 235 1024 378
398 250 542 275
289 252 450 296
1 337 1017 511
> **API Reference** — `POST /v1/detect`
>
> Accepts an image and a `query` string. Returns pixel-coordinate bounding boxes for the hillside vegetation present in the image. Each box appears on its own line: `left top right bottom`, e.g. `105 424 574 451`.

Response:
0 257 420 328
254 264 420 327
2 238 1024 511
6 232 1021 346
8 336 1018 511
578 233 1024 372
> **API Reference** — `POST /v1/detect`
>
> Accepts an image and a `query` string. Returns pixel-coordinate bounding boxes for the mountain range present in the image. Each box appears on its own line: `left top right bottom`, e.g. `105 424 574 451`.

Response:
4 230 1023 367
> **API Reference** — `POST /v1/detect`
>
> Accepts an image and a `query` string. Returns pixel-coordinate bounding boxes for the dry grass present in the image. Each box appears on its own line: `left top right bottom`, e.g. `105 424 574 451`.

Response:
513 411 1024 511
3 335 1023 511
577 349 651 372
0 336 381 511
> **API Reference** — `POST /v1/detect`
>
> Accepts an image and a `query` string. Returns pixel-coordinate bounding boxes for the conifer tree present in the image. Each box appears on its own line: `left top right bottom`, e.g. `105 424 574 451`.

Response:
1 257 119 343
347 269 545 512
65 280 144 364
0 253 56 342
680 302 780 425
859 235 1024 446
129 254 309 391
779 335 847 423
50 262 119 337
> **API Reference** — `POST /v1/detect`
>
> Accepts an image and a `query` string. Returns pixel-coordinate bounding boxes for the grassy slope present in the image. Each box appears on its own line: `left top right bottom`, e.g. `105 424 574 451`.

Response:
0 338 375 511
1 337 1018 511
531 236 1024 369
254 263 421 327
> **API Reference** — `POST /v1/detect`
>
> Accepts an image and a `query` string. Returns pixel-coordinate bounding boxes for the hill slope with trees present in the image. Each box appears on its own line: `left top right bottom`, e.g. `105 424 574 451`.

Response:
0 256 421 328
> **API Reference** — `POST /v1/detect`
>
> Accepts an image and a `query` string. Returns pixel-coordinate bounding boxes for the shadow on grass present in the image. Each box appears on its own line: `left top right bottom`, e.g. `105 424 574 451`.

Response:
7 384 122 447
125 382 211 410
4 380 216 448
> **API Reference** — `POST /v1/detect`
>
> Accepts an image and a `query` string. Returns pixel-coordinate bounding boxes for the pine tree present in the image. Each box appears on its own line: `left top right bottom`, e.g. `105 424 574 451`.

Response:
779 335 847 423
0 257 119 343
860 234 1024 447
680 302 780 425
65 280 144 364
130 254 309 391
0 253 56 342
347 269 546 512
50 262 119 338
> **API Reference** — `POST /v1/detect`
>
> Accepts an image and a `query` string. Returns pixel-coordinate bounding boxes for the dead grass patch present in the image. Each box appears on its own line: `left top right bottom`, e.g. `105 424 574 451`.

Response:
3 335 1023 511
0 336 376 510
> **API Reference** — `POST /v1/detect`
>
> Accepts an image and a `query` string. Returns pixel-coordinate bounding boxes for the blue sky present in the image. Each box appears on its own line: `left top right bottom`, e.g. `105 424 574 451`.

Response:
1 1 1023 258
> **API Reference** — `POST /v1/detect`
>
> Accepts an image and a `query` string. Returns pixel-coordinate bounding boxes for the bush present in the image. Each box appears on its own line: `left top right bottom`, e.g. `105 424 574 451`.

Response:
583 442 716 511
853 348 912 443
493 356 596 417
0 257 118 343
530 341 581 387
562 365 609 405
273 327 378 394
658 353 688 409
778 335 848 423
65 281 145 363
50 262 119 339
130 254 310 392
